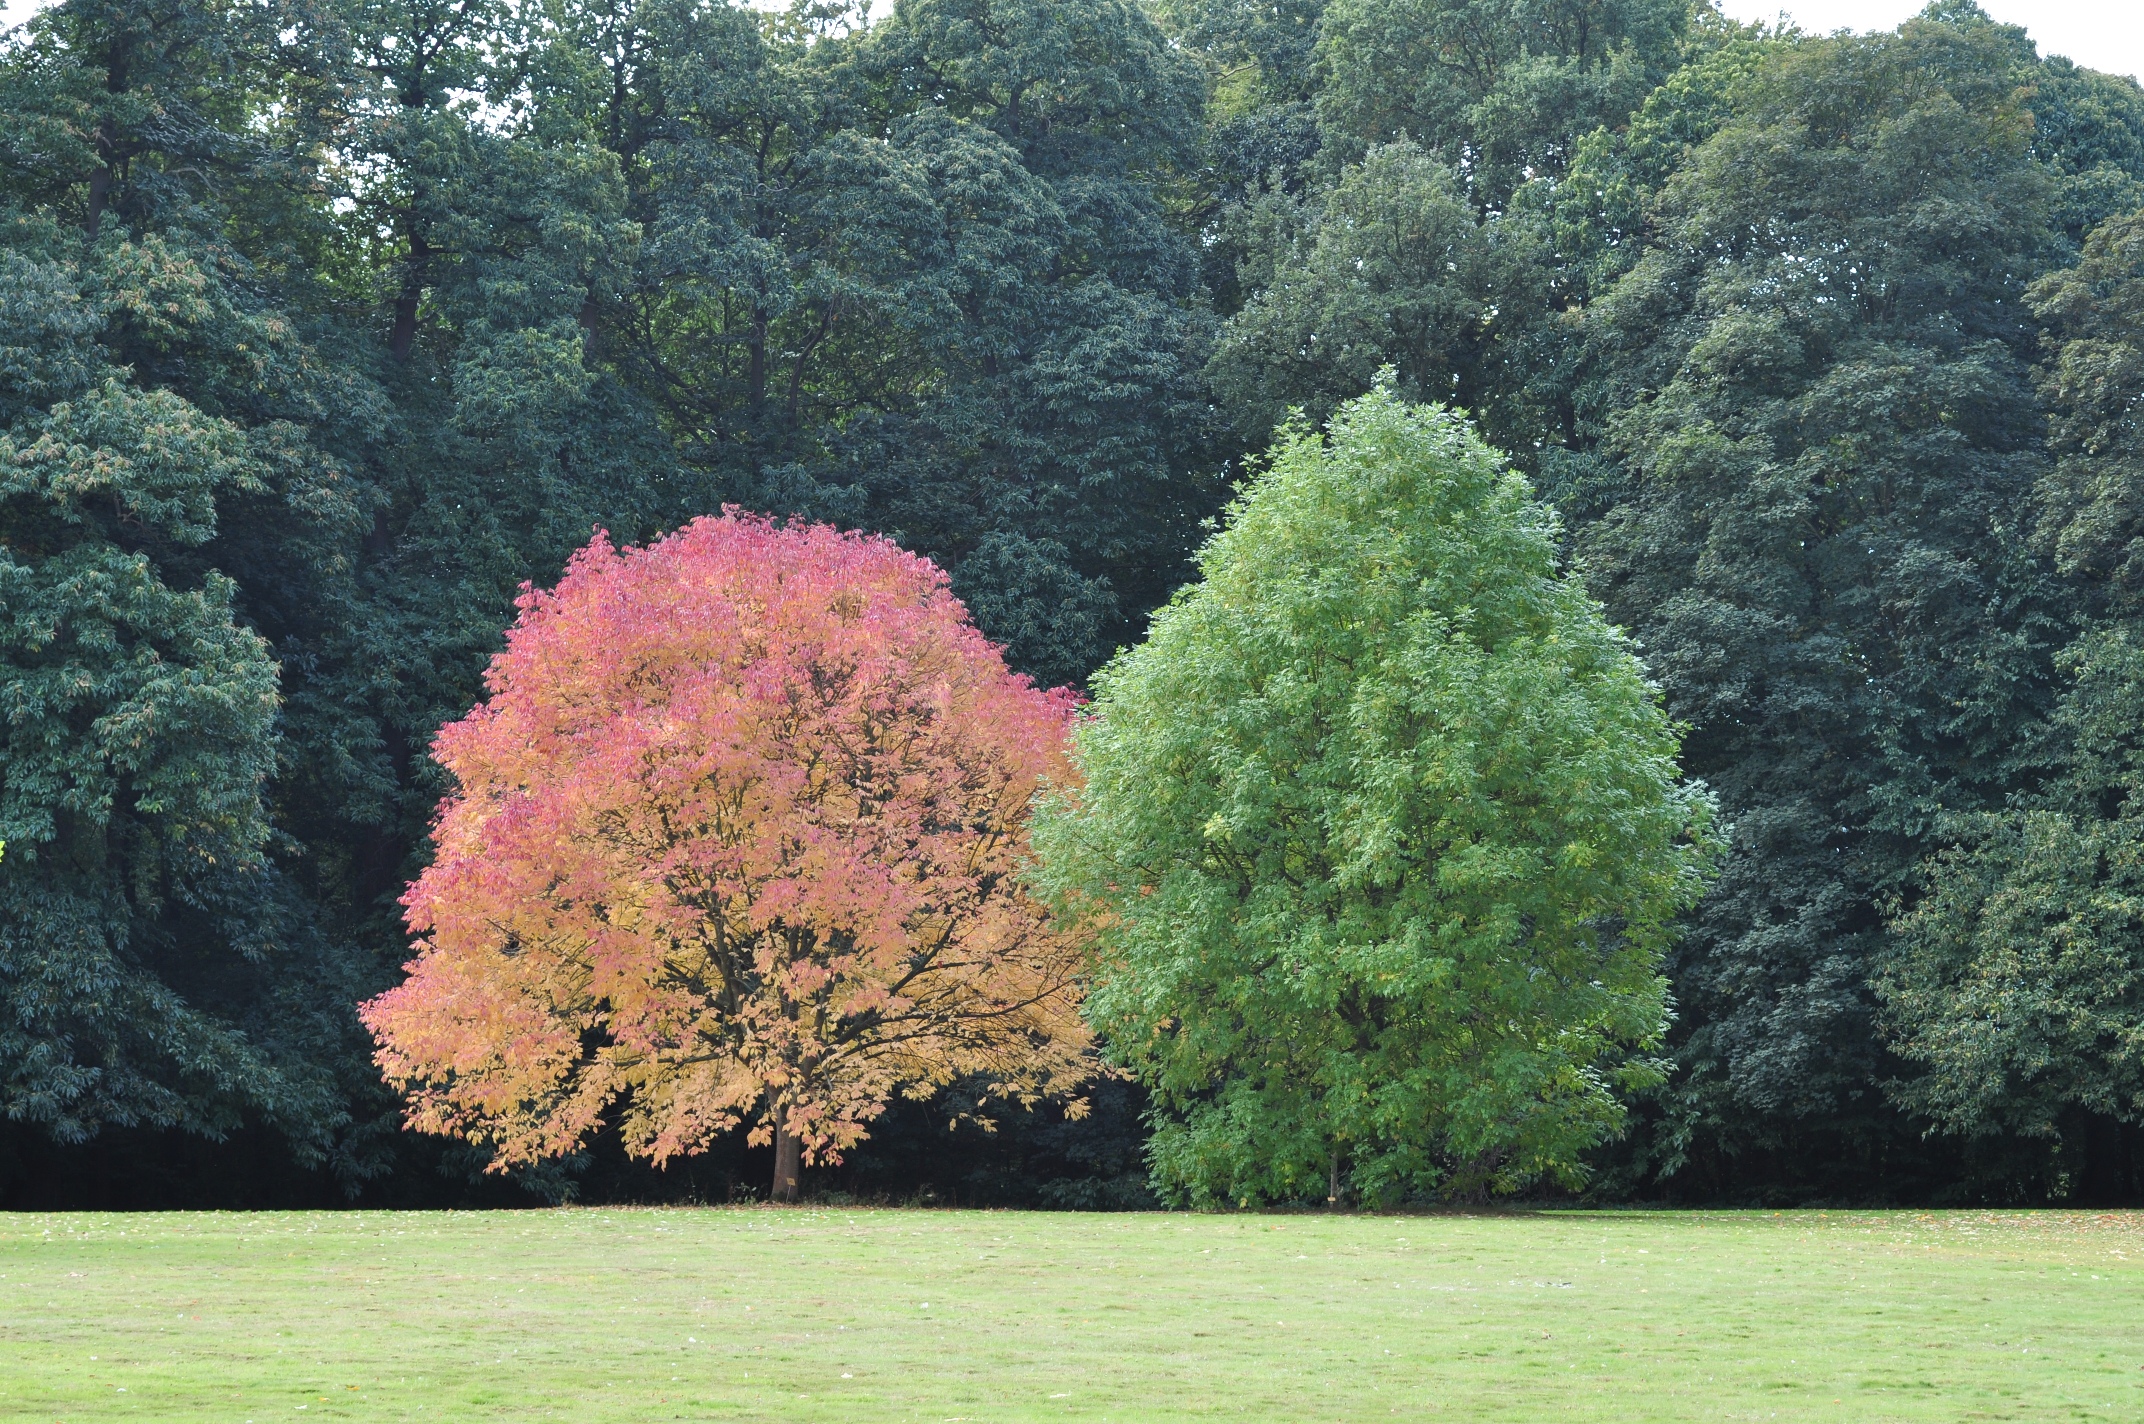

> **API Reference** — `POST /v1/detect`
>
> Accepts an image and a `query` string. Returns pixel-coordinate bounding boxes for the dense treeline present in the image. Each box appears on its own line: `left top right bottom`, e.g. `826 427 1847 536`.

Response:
2 0 2142 1207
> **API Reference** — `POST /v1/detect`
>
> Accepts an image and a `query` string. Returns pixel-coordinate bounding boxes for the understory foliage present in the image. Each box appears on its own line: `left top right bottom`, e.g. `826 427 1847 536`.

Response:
361 515 1091 1199
1033 388 1718 1206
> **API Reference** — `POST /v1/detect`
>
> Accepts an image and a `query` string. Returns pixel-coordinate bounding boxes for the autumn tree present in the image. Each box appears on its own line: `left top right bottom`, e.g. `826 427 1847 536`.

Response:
1032 389 1718 1206
361 514 1092 1201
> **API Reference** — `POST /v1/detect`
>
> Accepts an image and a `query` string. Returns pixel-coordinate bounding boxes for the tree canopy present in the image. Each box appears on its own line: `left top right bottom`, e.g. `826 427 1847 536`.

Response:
9 0 2144 1207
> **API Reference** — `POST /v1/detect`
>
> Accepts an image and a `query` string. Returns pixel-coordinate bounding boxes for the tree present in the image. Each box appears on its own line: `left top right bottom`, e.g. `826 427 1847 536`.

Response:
0 0 371 1156
1565 9 2068 1190
2029 57 2144 246
2023 207 2144 619
838 0 1221 686
1871 207 2144 1198
523 0 1221 690
1152 0 1329 225
1313 0 1689 210
1201 7 1750 485
361 514 1092 1201
1876 631 2144 1183
1031 387 1717 1207
0 319 289 1138
1204 138 1551 453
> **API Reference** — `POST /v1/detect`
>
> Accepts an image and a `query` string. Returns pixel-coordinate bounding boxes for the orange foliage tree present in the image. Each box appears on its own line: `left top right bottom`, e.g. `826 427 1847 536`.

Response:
360 514 1093 1200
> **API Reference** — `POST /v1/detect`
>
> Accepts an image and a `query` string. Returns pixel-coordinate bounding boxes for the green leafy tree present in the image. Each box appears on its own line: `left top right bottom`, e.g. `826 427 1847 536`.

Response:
1151 0 1330 243
1033 387 1717 1206
836 0 1220 685
349 0 677 756
1543 29 1778 313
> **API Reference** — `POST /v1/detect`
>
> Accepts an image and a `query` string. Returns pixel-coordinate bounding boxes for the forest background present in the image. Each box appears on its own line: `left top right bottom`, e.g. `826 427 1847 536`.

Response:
4 0 2144 1210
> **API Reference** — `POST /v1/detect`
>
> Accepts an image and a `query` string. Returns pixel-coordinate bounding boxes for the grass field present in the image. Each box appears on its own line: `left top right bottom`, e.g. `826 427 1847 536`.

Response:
1 1207 2139 1422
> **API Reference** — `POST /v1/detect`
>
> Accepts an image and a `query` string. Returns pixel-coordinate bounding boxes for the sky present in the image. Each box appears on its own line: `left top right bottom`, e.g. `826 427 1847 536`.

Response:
1716 0 2143 80
0 0 2136 84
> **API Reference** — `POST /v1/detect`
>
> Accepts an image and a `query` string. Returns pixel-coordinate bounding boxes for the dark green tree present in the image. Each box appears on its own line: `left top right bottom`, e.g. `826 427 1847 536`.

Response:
1568 9 2062 1188
1151 0 1330 248
519 0 1221 688
2029 57 2144 246
0 0 372 1154
2023 207 2144 614
1200 4 1748 486
1874 208 2144 1197
1313 0 1690 210
1204 138 1552 453
1878 631 2144 1178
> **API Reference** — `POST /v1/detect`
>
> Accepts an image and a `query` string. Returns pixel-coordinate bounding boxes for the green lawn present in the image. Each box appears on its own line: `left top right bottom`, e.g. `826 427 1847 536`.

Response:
1 1207 2139 1422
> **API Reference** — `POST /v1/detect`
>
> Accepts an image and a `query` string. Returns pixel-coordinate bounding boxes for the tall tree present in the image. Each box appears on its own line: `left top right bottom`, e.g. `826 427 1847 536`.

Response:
1873 207 2144 1201
521 0 1222 689
839 0 1223 686
1204 138 1552 454
1199 5 1748 485
1313 0 1690 210
2029 57 2144 247
0 0 373 1157
1154 0 1329 217
2024 206 2144 618
1034 388 1716 1207
1568 9 2061 1190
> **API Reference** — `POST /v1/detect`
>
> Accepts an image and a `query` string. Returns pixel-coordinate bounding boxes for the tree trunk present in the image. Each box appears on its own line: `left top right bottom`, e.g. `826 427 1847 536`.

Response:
1327 1149 1343 1209
85 164 112 241
389 263 425 362
88 40 128 241
578 293 603 363
390 227 431 364
747 306 768 413
771 1114 801 1204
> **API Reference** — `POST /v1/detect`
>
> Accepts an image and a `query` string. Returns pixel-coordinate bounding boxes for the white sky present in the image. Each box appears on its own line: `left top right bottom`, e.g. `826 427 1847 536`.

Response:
1717 0 2142 80
0 0 2136 85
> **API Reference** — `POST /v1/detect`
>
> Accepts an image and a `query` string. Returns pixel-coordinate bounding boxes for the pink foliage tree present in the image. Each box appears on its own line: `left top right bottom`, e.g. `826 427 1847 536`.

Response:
361 513 1092 1200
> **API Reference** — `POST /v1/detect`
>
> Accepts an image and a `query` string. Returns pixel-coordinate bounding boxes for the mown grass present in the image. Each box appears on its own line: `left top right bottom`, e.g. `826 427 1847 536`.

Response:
1 1206 2139 1422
